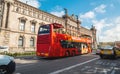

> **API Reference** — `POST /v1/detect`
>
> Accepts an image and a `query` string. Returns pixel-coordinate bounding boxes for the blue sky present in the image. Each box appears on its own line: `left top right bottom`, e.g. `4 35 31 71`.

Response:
19 0 120 42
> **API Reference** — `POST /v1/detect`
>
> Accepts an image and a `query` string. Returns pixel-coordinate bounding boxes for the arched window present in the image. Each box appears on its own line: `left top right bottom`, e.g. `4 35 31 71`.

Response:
18 36 24 47
30 37 34 47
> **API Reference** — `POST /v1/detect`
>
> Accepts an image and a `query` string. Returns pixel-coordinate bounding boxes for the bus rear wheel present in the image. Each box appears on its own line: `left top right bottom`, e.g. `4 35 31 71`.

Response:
65 51 70 57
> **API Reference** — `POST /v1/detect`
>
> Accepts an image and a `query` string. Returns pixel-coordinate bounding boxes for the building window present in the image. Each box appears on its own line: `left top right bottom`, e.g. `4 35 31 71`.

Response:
29 11 32 16
22 9 26 14
16 7 20 12
33 12 36 17
31 22 35 33
30 37 34 47
18 36 24 47
20 20 25 31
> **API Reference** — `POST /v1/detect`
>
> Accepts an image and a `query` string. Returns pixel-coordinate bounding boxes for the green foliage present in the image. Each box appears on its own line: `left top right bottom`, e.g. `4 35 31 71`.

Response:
0 51 36 57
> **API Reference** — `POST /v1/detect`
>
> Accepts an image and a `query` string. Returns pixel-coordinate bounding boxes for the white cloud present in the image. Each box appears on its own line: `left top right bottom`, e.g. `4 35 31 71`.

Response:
91 19 107 42
79 4 120 42
115 17 120 24
51 11 65 17
19 0 40 8
50 6 65 17
92 19 107 32
79 4 106 20
97 17 120 42
80 11 95 19
51 5 63 12
94 4 106 13
84 26 90 29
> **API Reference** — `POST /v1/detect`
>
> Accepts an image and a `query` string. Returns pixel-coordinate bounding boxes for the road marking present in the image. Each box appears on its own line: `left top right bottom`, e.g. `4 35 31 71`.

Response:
49 58 99 74
111 67 115 74
14 73 21 74
95 60 117 67
111 70 115 74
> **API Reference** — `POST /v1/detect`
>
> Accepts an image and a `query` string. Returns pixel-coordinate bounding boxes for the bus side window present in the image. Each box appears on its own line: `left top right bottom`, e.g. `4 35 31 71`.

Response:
60 40 67 48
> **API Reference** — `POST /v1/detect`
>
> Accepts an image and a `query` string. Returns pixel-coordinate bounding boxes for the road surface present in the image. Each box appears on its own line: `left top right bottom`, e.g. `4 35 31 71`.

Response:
14 54 120 74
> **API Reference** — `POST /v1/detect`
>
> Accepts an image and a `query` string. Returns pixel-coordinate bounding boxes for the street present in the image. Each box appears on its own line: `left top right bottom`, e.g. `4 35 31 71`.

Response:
14 54 120 74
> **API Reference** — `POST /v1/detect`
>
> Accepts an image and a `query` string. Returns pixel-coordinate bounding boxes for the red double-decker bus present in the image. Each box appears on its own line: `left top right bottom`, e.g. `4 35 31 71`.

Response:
36 23 92 58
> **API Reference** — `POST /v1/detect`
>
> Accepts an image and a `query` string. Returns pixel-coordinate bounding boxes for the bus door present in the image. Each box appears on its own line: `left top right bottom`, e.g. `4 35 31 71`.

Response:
81 43 88 54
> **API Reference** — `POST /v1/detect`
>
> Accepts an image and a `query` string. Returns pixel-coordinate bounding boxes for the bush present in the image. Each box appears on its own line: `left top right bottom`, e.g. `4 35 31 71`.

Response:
0 51 36 57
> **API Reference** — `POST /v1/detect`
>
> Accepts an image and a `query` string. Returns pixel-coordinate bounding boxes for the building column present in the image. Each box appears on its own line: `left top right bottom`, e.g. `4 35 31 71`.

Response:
1 0 14 46
1 1 7 28
2 0 14 29
0 0 4 28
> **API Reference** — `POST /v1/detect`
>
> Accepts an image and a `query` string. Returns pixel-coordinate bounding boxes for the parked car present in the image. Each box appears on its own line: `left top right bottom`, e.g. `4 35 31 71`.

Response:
0 46 9 53
98 45 118 59
114 47 120 57
0 55 16 74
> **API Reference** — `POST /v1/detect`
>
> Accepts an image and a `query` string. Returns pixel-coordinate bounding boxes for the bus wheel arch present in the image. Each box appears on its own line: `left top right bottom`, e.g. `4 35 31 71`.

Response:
65 50 70 57
72 50 76 56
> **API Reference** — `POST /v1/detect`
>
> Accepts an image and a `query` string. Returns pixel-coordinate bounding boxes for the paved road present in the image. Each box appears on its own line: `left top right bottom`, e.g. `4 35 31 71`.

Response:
14 54 120 74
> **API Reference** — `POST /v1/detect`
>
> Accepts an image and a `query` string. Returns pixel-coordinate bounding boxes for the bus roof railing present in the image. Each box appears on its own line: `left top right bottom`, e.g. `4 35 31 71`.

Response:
52 23 64 29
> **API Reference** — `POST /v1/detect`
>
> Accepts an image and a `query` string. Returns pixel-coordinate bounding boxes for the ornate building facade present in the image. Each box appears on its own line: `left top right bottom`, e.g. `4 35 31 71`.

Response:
0 0 97 53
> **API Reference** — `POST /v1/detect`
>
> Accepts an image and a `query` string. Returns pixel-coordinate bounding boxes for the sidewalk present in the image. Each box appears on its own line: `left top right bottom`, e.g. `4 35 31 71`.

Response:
14 55 36 59
14 55 38 65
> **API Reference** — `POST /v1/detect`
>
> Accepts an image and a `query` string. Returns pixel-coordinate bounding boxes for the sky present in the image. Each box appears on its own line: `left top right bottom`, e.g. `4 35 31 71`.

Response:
19 0 120 42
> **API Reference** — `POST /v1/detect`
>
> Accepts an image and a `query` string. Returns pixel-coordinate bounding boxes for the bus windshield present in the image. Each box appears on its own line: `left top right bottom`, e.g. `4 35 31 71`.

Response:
38 25 50 34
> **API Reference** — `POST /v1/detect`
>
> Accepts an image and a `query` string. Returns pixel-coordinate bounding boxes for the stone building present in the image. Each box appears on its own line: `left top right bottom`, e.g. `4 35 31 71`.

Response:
0 0 97 53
